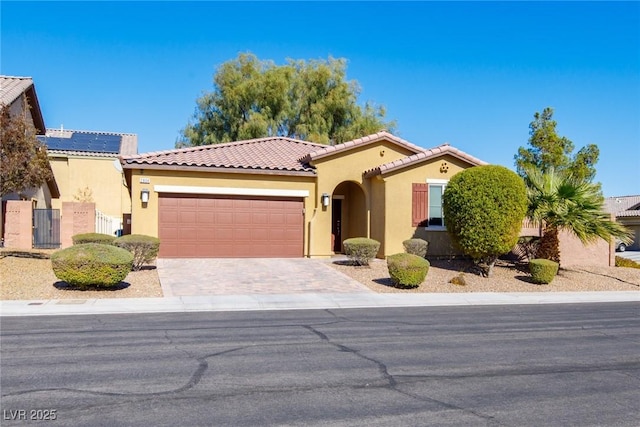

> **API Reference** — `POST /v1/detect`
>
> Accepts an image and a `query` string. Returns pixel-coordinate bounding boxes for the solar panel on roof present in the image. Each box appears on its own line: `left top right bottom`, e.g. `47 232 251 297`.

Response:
38 133 122 154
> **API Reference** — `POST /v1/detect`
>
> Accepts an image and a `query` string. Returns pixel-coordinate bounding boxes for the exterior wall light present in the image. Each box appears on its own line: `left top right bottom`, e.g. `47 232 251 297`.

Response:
321 193 330 207
141 188 150 203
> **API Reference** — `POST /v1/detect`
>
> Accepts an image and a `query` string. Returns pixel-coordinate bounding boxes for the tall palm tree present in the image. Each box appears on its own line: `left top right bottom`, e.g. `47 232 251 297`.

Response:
523 166 631 265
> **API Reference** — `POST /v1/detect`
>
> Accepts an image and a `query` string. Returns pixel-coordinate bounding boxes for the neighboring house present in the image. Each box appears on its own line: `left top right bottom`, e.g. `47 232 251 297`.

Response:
605 195 640 251
37 128 138 235
0 76 60 209
120 131 486 258
1 76 60 247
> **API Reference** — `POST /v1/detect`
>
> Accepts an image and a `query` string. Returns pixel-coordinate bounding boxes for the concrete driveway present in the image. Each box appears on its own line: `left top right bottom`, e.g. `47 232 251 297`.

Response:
156 258 373 296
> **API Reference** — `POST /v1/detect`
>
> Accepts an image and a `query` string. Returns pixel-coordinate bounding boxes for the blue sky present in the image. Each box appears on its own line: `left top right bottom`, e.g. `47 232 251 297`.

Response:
2 1 639 197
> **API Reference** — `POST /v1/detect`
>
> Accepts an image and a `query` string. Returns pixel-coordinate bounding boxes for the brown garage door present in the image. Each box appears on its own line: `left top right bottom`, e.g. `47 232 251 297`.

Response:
158 194 303 258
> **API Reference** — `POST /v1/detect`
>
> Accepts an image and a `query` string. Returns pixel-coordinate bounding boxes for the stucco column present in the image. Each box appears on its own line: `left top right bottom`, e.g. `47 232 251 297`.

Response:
2 200 33 249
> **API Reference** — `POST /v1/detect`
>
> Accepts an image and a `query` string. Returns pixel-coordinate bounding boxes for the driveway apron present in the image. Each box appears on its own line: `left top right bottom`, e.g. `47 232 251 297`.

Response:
156 258 373 296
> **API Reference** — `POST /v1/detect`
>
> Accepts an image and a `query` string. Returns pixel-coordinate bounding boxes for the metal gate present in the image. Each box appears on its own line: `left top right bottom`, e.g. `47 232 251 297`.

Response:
33 209 61 249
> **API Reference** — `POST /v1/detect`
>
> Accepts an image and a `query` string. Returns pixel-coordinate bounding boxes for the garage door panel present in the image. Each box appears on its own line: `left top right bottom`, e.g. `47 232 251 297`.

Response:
234 212 252 225
159 194 303 258
252 212 268 223
179 211 196 223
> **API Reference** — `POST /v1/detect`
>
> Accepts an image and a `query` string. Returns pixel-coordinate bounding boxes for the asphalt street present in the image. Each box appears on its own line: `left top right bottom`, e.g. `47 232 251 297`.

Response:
1 302 639 426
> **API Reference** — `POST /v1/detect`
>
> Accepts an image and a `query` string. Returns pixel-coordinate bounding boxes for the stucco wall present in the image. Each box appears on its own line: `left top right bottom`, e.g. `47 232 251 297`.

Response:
379 155 472 257
311 140 416 257
519 220 613 267
49 155 130 221
127 169 317 255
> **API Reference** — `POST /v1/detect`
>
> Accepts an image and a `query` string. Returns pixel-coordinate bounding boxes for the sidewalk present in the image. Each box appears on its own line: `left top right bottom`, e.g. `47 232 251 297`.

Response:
2 291 639 317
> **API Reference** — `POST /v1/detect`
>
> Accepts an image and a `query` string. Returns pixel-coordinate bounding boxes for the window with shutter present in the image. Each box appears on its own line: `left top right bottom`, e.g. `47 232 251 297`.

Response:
412 183 428 227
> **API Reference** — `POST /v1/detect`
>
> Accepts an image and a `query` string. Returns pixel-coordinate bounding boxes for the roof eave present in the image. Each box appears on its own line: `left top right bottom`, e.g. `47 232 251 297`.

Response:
303 131 424 163
26 84 46 134
121 162 317 177
364 148 488 178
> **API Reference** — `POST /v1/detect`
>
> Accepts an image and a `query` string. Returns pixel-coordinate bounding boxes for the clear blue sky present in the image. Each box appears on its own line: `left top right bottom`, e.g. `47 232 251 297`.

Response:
2 1 639 197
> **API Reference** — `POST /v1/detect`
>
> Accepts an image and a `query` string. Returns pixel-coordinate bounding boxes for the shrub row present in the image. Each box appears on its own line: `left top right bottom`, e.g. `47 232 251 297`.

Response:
615 256 640 269
71 233 160 271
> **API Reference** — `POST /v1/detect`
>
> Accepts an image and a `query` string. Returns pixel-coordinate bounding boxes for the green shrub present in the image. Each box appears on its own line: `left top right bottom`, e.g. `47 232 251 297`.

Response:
529 258 559 284
51 243 133 288
343 238 380 266
402 238 428 258
442 165 528 277
386 253 430 288
113 234 160 271
615 256 640 269
72 233 116 245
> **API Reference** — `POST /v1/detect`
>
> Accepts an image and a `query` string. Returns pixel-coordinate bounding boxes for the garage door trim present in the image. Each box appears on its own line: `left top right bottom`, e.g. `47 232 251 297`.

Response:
154 185 309 198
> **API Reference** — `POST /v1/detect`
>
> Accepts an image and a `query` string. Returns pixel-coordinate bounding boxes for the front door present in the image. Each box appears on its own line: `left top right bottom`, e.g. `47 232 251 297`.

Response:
331 199 342 252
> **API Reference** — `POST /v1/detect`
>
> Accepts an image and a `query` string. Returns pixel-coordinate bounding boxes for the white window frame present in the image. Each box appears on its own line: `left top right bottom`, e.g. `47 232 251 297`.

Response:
426 179 448 231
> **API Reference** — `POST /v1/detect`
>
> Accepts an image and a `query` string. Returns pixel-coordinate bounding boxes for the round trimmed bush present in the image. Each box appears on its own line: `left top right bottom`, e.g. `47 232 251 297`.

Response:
529 258 559 284
402 238 428 257
72 233 116 245
51 243 133 287
113 234 160 271
343 238 380 266
442 165 527 277
387 253 430 289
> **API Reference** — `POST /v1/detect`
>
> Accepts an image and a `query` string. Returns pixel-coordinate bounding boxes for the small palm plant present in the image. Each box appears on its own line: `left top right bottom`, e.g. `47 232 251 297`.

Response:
523 166 631 265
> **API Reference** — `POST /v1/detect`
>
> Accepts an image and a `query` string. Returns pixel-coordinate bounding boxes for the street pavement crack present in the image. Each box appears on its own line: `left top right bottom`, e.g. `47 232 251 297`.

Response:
1 347 244 398
302 324 501 424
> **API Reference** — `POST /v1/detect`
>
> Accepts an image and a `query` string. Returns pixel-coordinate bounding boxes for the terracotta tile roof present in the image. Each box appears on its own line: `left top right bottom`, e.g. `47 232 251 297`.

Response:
299 131 424 163
605 195 640 217
364 143 488 177
121 136 325 175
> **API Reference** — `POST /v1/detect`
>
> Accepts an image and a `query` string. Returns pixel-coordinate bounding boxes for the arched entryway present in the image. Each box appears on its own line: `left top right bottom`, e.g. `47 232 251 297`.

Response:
331 181 367 253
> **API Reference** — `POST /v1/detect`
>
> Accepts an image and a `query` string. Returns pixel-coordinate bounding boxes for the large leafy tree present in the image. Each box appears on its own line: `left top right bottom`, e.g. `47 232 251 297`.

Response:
524 166 630 265
515 107 599 182
0 101 52 197
442 165 528 277
178 53 394 147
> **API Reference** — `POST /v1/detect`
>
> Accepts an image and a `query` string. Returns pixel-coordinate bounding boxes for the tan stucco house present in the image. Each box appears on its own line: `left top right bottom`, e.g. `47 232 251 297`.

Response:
1 76 61 248
0 76 60 209
38 128 138 235
120 131 487 258
606 195 640 251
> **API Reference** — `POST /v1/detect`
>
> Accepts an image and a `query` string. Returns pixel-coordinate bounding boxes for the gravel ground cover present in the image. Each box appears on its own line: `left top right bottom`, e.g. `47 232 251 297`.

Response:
0 254 163 300
1 251 638 301
329 258 640 293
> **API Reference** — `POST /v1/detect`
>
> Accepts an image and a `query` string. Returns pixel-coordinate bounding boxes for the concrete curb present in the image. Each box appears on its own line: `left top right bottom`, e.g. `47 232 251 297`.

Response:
1 291 639 317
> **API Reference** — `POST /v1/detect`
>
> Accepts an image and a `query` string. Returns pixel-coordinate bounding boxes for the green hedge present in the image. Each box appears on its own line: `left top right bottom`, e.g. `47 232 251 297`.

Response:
529 258 559 284
51 243 133 288
72 233 116 245
615 256 640 269
343 238 380 266
113 234 160 271
402 238 428 258
387 253 430 289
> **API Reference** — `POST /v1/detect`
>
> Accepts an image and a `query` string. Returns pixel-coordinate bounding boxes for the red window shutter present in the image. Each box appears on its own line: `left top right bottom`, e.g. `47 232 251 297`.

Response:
412 183 428 227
